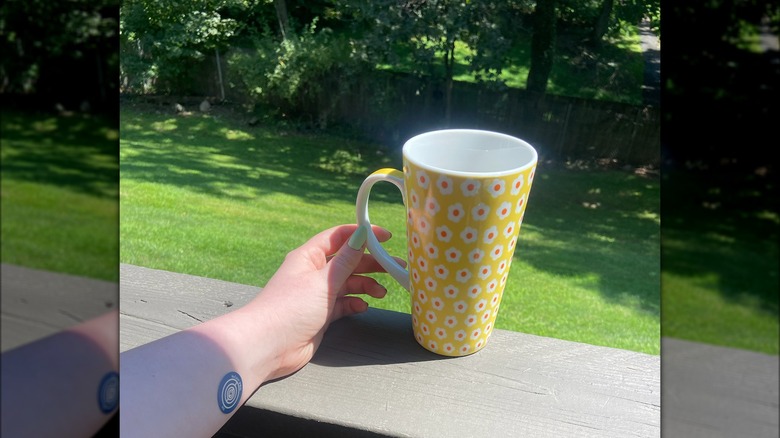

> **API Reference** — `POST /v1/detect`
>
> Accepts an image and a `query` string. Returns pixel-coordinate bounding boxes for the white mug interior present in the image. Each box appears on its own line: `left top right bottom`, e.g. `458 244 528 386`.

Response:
403 129 538 176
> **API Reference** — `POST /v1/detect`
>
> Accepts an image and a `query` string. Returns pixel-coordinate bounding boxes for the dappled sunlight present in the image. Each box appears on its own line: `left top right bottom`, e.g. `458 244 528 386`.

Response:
151 119 178 132
1 111 118 198
2 110 119 281
119 106 395 206
515 222 659 317
662 271 779 354
586 232 616 243
218 127 255 141
516 168 661 317
32 118 59 132
102 128 119 141
119 105 660 354
502 257 659 353
662 225 779 319
630 210 660 224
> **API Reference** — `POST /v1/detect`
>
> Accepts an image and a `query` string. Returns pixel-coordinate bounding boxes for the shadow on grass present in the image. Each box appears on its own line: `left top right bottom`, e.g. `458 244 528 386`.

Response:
1 109 118 198
658 3 779 350
517 167 661 316
121 105 661 318
661 167 779 319
119 105 399 206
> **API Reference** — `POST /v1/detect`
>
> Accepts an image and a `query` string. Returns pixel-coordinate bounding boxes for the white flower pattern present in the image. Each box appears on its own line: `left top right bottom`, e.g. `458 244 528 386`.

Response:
402 159 535 356
488 179 505 197
437 175 454 195
435 225 453 242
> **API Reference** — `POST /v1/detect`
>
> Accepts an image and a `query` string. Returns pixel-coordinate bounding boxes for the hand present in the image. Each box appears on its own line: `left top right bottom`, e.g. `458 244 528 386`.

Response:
244 224 394 380
119 224 400 438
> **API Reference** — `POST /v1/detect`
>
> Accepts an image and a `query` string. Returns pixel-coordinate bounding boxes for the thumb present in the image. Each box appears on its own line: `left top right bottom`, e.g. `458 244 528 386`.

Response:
324 225 368 292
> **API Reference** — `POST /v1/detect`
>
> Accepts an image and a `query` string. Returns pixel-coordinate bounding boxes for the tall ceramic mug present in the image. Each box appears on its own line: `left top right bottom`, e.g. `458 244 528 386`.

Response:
356 129 537 356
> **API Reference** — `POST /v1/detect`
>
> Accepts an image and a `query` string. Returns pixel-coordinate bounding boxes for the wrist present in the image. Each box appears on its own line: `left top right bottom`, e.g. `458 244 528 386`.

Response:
188 302 284 388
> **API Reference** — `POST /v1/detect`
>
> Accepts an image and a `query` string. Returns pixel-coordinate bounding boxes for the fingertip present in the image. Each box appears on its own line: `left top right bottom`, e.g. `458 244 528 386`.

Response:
392 256 408 268
332 297 368 323
347 225 369 250
352 298 369 313
374 284 388 298
371 225 393 242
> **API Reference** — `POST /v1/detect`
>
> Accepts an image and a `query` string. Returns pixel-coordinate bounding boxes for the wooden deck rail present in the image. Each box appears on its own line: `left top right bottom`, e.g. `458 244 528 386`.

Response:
1 263 118 352
4 263 776 437
119 264 660 437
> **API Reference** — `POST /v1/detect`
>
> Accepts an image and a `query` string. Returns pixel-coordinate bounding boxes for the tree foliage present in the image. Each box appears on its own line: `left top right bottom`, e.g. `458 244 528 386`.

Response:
120 0 246 94
557 0 660 41
227 18 357 112
331 0 521 124
116 0 665 112
1 0 119 107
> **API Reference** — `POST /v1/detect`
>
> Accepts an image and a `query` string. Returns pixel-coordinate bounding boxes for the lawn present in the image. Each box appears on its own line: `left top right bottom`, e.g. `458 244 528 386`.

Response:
120 104 660 354
661 167 779 355
1 109 119 282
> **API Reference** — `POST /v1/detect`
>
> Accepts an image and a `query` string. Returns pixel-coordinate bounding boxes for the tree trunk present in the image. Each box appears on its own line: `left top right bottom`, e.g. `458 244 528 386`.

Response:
274 0 290 40
526 0 556 94
590 0 614 48
443 41 455 127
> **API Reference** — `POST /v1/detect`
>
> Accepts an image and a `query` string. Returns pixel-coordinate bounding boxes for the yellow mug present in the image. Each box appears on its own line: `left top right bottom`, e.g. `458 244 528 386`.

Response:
356 129 537 356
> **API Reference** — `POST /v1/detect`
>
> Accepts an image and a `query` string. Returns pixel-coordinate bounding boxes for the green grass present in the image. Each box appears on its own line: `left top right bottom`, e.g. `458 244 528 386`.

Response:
661 168 779 355
120 104 660 354
1 110 119 281
377 26 645 105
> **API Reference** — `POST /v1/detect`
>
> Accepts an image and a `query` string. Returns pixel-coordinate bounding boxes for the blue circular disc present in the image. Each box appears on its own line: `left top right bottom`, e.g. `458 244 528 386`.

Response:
97 371 119 414
217 372 243 414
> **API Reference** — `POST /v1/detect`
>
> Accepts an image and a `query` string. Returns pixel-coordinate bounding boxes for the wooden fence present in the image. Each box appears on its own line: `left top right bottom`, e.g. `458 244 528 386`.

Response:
310 72 661 167
137 53 660 167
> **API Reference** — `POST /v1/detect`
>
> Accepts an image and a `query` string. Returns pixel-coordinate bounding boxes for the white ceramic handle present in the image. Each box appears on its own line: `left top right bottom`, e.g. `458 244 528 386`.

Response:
355 168 410 291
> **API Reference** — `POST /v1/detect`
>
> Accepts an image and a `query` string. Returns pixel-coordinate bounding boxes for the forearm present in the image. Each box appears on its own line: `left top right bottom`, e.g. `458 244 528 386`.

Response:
0 311 119 438
119 224 377 437
119 302 282 438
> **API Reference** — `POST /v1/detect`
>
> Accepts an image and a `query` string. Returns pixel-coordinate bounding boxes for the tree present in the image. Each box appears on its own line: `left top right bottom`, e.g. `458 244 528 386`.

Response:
526 0 556 94
589 0 660 47
590 0 613 48
339 0 512 126
273 0 289 40
1 0 119 109
119 0 245 94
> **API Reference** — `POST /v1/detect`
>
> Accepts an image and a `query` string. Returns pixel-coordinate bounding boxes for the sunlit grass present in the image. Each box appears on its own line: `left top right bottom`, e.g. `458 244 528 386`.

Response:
120 105 661 354
1 110 119 281
661 168 779 355
663 272 778 354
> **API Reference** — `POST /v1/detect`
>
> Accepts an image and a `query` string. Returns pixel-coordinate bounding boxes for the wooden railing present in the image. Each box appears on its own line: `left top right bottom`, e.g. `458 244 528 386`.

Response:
119 264 660 437
1 263 118 352
4 263 777 437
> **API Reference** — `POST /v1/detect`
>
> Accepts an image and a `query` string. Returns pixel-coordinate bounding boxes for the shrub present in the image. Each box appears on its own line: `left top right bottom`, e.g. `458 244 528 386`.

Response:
227 19 363 120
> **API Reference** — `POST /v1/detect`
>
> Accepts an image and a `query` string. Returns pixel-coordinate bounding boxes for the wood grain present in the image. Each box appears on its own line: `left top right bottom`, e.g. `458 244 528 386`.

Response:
1 263 117 352
662 337 779 438
120 263 660 437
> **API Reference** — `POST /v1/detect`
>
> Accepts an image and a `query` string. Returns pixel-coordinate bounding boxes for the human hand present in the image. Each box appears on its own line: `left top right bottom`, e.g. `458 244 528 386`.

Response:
243 224 396 380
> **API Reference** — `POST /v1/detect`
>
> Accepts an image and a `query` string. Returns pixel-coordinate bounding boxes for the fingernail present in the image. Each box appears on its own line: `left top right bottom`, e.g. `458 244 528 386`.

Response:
348 225 368 250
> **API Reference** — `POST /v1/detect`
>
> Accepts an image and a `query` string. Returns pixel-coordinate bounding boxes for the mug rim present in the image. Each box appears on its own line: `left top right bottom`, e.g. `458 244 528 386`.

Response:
402 129 538 178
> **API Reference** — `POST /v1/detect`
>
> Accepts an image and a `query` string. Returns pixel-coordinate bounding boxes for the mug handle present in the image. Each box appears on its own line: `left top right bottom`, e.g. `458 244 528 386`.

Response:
355 168 410 291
